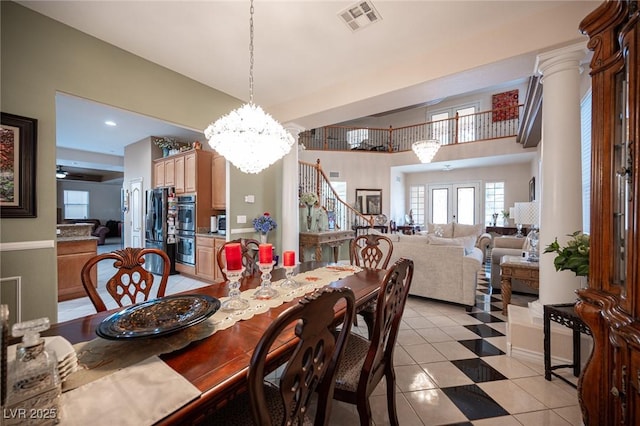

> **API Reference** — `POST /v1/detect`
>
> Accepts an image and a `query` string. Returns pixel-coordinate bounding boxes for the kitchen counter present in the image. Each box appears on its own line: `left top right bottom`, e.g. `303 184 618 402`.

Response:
57 236 99 243
195 232 226 238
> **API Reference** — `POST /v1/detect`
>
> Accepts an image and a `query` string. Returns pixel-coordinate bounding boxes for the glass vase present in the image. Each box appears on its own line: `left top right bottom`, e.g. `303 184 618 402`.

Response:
306 205 312 231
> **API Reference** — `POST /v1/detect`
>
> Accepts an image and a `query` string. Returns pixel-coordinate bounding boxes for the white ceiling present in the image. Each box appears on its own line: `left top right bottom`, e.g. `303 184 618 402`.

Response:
19 0 596 175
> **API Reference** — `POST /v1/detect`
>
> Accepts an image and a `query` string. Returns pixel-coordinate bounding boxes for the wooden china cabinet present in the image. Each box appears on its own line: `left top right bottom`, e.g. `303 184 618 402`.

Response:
576 1 639 424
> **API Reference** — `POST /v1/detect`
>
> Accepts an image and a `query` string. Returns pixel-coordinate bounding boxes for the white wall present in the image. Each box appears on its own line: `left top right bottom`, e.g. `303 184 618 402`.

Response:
56 180 122 224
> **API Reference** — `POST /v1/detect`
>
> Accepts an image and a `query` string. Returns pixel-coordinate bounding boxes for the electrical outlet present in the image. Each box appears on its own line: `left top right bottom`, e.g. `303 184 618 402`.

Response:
244 195 255 203
237 215 246 224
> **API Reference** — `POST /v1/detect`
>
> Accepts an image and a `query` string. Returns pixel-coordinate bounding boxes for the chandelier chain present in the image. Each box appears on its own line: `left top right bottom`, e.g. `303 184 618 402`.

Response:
249 0 254 104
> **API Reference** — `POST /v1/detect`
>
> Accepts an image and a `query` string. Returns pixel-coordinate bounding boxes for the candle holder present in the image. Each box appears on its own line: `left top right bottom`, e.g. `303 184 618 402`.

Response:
254 262 279 300
221 268 250 311
280 265 299 289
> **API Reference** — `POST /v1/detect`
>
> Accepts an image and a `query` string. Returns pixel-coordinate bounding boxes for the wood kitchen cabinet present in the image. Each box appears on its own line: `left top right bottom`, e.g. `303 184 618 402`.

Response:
57 238 97 301
153 149 212 194
174 155 185 193
195 235 225 282
153 157 175 188
212 153 226 209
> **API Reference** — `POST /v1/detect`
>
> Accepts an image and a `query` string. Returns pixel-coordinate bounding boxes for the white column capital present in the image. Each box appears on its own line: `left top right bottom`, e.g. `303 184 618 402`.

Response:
283 122 306 138
535 42 589 80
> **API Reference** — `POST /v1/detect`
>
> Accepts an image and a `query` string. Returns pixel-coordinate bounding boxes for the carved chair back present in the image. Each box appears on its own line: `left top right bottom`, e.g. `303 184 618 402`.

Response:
216 238 260 281
350 233 394 270
80 247 169 312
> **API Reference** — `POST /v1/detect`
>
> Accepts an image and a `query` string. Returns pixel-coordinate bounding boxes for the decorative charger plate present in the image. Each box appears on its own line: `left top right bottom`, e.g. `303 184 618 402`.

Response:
96 294 220 340
375 214 388 225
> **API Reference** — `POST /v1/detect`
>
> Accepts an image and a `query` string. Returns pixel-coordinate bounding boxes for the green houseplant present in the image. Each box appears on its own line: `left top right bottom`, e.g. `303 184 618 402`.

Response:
543 231 590 277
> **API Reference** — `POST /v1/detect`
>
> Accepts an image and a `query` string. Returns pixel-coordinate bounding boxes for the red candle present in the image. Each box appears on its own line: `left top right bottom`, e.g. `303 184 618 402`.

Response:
259 243 273 264
224 243 243 271
283 251 295 267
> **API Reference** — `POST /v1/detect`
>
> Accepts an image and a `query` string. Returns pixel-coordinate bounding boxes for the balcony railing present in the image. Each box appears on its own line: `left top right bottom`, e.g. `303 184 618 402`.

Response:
299 105 523 152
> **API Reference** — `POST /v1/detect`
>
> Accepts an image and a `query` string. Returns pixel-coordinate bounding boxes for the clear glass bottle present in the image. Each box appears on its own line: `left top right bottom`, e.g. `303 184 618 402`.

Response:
4 318 60 425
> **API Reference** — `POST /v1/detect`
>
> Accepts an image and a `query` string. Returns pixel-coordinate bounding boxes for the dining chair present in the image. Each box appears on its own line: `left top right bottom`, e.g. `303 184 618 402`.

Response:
350 233 394 338
216 238 260 281
213 286 356 425
333 257 414 426
80 247 169 312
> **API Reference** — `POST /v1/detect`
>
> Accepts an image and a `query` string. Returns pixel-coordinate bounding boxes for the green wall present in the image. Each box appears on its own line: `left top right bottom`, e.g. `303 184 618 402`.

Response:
0 2 278 321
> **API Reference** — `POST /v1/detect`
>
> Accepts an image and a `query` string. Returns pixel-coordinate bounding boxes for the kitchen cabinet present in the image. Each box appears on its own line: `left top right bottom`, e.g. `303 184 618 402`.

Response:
153 157 175 188
57 238 97 301
175 155 185 193
576 1 640 424
185 152 197 193
195 235 225 282
212 153 226 209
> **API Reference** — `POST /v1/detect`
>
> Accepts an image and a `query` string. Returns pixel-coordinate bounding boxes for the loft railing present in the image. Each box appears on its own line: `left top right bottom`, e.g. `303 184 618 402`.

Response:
299 159 373 231
299 104 523 152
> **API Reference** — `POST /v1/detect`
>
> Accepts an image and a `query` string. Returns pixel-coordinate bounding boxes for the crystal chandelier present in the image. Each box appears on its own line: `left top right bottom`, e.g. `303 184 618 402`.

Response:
204 0 294 174
412 139 441 163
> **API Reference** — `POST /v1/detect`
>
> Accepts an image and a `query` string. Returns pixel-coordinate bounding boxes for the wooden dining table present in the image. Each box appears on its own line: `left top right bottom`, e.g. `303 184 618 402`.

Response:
44 261 385 425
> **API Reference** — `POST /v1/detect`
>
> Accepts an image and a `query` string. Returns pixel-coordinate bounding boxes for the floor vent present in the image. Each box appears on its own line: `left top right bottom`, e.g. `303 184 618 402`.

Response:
338 1 382 33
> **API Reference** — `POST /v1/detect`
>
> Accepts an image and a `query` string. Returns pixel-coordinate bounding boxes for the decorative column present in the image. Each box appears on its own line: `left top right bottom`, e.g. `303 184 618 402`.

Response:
536 42 588 307
282 123 304 261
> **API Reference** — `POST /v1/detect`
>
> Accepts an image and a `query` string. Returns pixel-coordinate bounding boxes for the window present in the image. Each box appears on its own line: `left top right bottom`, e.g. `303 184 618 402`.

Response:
409 185 425 225
429 103 478 144
484 182 504 226
331 181 347 202
346 128 368 149
581 90 591 233
64 190 89 219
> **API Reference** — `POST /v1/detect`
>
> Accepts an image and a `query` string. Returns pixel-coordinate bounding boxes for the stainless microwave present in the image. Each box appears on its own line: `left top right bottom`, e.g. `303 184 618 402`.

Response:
217 215 226 235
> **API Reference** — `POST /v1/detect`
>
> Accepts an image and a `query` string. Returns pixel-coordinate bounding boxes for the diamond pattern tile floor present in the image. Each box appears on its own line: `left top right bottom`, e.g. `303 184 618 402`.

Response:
58 256 584 425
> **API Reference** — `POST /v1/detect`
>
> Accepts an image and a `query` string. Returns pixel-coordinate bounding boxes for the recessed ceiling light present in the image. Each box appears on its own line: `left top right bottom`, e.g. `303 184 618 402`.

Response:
105 120 117 126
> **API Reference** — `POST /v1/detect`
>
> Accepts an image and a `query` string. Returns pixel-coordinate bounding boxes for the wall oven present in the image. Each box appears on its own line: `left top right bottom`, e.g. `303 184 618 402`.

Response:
176 230 195 265
176 195 196 232
176 195 196 265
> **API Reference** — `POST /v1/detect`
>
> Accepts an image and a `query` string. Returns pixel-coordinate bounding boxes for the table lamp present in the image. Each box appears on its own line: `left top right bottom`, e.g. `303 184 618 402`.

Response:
514 201 540 262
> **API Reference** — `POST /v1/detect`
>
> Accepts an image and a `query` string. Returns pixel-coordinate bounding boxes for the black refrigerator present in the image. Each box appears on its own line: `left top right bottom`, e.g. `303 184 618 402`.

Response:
145 187 177 275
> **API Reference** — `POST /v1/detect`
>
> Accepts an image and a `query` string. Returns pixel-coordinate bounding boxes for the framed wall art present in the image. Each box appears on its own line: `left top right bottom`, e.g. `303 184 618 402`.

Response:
492 89 519 122
1 112 37 218
355 188 381 215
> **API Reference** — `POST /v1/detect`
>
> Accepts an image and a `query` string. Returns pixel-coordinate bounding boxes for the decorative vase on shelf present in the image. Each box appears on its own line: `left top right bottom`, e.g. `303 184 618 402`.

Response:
259 233 268 244
162 147 169 157
306 205 313 232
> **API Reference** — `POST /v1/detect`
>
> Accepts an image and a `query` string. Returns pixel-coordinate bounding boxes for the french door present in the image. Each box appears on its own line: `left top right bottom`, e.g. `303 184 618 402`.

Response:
427 183 480 225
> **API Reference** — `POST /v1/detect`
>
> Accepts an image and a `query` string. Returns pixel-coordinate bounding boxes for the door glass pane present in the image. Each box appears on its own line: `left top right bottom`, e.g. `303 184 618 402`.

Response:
432 188 449 223
457 187 475 224
431 112 450 144
457 106 476 142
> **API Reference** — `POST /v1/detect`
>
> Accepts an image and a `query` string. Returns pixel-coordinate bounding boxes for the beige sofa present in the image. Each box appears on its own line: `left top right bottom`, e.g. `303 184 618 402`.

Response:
384 231 484 309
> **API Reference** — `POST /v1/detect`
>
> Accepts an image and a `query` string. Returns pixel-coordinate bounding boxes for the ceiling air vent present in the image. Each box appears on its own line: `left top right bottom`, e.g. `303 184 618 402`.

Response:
338 1 382 33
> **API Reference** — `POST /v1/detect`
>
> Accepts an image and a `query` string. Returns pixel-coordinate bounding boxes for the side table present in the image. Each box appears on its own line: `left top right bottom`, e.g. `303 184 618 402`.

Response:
543 303 592 388
499 255 539 315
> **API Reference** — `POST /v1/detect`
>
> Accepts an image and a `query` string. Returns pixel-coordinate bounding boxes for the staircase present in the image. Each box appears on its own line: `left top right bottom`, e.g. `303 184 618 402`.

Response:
298 159 373 231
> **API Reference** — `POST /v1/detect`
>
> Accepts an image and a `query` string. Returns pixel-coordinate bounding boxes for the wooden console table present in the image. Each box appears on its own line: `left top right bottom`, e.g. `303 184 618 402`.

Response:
299 230 355 262
396 225 421 235
500 255 539 315
486 226 528 236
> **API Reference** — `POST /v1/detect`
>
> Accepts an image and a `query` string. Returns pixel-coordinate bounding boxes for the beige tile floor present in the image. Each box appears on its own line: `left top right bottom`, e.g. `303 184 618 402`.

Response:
57 245 585 425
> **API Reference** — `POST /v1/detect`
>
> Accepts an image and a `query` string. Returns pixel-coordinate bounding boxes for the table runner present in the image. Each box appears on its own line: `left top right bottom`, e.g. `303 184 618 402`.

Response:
63 265 361 391
59 356 200 426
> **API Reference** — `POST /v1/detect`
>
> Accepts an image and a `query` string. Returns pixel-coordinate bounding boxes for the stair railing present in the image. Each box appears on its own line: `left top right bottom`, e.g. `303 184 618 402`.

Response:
299 159 373 231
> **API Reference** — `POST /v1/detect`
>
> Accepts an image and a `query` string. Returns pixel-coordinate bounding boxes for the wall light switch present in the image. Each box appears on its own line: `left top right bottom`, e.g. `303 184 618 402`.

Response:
244 195 255 203
237 215 246 224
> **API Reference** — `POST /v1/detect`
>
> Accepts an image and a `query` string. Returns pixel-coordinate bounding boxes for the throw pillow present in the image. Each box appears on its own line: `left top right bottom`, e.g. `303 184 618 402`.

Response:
453 223 483 238
426 223 454 238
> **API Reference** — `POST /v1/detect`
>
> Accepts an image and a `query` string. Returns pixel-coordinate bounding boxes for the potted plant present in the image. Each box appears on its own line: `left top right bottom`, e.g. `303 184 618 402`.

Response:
253 212 277 243
543 230 590 281
153 137 179 157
